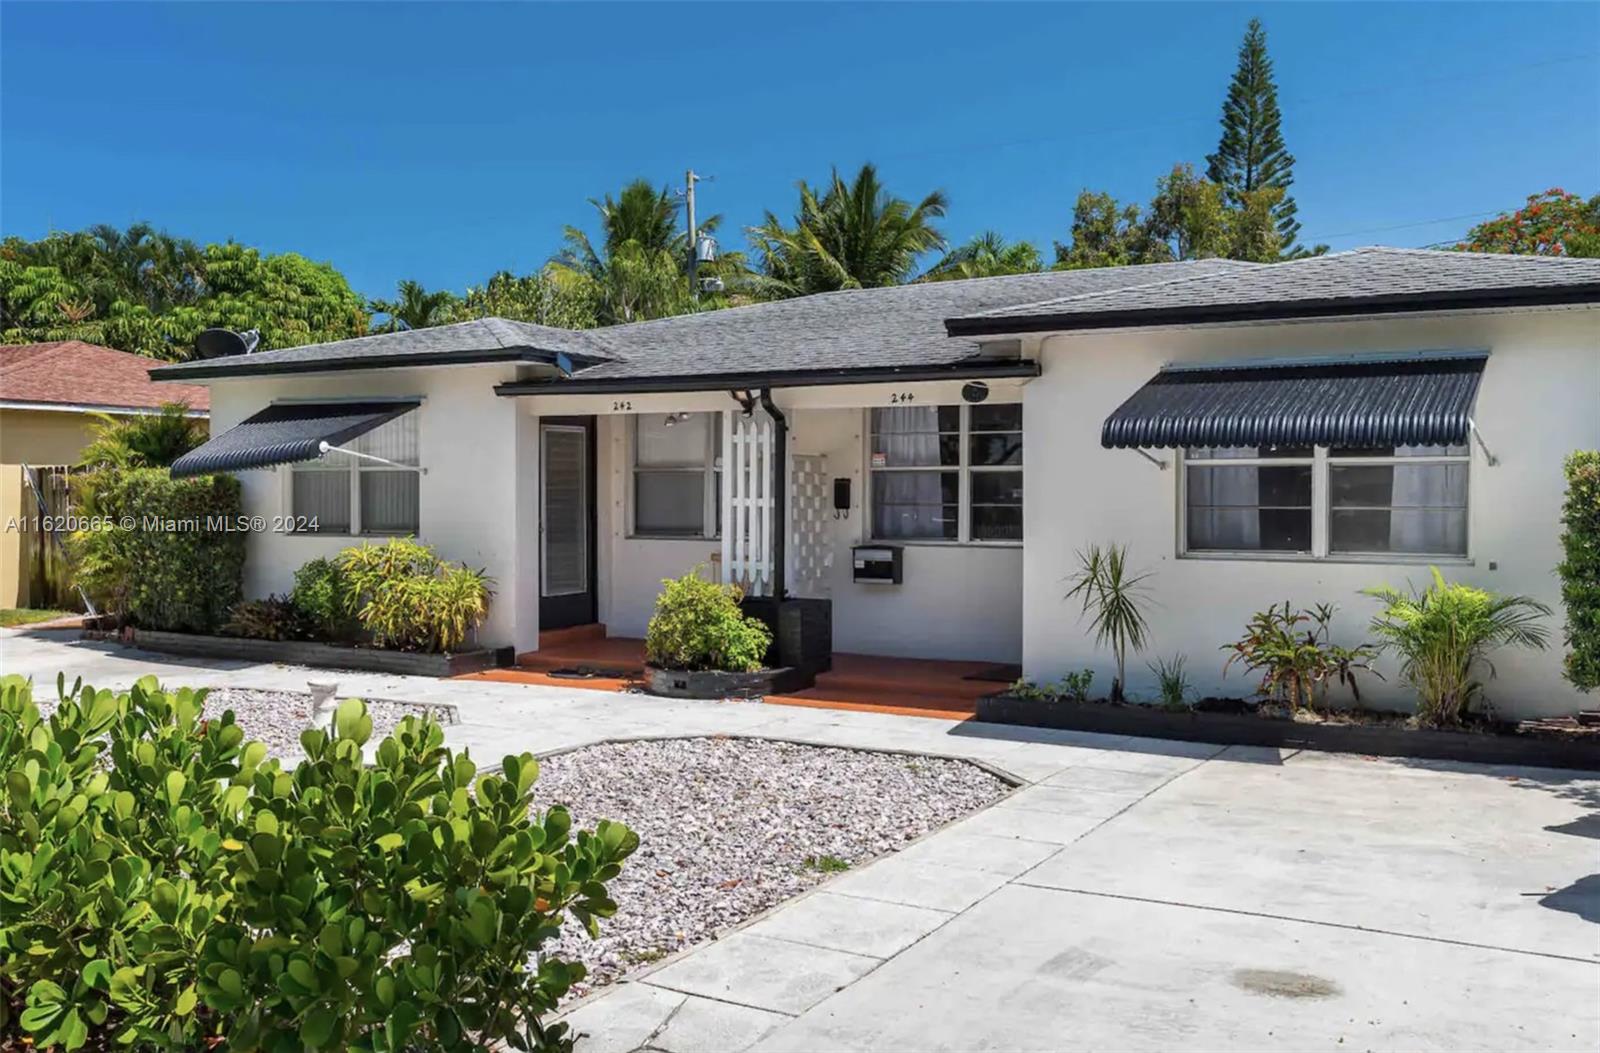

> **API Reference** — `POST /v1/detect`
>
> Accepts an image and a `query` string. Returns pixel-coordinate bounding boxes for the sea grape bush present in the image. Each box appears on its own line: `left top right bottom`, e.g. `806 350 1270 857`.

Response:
0 673 636 1051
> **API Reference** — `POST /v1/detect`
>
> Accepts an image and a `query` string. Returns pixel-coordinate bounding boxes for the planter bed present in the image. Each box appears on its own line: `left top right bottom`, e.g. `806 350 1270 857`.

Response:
976 693 1600 772
644 663 810 699
89 627 511 677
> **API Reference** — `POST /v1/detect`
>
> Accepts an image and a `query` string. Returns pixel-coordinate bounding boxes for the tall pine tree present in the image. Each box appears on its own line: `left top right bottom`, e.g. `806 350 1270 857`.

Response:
1206 19 1307 257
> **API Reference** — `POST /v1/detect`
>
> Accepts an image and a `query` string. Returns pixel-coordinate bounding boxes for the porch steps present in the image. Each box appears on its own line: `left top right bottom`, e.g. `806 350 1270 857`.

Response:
456 625 646 690
766 653 996 719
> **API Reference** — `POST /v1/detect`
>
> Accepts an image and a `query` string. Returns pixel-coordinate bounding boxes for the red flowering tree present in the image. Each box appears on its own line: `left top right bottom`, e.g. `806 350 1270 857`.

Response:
1459 189 1600 257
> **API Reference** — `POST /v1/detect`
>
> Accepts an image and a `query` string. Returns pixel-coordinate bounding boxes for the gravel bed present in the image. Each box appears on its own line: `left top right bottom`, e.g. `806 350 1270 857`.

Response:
37 687 450 760
533 737 1009 995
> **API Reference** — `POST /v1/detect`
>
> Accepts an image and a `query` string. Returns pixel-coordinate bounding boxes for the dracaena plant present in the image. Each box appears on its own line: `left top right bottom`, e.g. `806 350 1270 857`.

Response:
0 674 636 1052
1063 544 1152 702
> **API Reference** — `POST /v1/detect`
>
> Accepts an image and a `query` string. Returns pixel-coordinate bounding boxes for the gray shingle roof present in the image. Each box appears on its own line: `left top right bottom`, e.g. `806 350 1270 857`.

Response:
946 247 1600 335
566 259 1253 382
150 317 614 380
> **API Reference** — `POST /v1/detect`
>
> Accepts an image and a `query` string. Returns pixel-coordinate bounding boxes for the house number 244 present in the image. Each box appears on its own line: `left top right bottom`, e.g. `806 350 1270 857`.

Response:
889 392 916 404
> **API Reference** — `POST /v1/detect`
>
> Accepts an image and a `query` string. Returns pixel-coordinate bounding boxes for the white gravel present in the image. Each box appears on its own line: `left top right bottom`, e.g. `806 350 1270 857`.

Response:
532 737 1009 994
36 686 449 760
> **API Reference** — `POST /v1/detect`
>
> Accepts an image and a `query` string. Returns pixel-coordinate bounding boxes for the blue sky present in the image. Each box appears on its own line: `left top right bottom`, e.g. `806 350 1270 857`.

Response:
3 2 1596 300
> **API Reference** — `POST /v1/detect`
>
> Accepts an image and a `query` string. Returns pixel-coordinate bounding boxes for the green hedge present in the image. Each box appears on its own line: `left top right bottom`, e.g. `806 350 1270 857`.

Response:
71 469 245 633
1560 451 1600 692
0 673 635 1050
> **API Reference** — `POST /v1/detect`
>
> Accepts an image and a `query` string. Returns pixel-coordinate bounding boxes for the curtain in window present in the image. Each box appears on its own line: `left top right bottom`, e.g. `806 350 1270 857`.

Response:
870 406 959 540
360 471 419 534
292 469 351 533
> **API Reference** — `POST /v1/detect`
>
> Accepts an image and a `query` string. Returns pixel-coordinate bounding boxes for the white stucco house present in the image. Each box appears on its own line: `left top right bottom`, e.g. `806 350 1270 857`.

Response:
154 247 1600 718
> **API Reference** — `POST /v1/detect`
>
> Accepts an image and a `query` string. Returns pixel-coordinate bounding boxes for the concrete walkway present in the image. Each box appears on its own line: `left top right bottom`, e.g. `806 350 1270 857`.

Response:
4 629 1598 1051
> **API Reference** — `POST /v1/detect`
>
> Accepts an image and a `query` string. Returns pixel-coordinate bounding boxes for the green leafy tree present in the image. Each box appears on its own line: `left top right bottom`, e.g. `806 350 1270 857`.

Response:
748 163 947 296
1458 189 1600 257
922 231 1043 281
1 227 369 359
367 278 460 333
1053 190 1170 269
452 268 601 329
1205 19 1317 257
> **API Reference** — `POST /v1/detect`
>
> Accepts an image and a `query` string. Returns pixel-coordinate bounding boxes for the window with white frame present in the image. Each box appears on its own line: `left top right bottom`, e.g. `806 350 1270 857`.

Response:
1181 442 1469 559
632 413 721 538
868 403 1022 543
289 411 420 534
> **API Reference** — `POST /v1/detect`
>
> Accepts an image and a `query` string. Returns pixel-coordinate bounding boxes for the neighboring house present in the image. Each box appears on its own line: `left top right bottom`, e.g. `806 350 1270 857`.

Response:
0 341 210 607
155 248 1600 718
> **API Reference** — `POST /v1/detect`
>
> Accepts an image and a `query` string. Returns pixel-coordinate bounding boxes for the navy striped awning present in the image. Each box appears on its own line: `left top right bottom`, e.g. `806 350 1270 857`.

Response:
1101 351 1488 449
170 400 419 478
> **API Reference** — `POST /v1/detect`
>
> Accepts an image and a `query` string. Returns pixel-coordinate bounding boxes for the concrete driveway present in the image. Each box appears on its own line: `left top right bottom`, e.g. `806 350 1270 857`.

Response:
5 629 1598 1051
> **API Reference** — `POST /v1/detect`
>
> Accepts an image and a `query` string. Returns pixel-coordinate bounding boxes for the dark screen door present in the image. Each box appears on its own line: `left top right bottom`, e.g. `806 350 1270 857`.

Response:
539 416 597 629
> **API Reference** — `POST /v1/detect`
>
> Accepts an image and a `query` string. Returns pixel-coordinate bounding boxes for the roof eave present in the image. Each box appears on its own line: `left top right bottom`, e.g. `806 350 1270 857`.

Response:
494 360 1040 397
944 283 1600 337
149 346 605 382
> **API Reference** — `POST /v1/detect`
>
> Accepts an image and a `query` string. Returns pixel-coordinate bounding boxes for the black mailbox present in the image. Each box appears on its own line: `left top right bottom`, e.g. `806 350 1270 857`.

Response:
852 545 903 585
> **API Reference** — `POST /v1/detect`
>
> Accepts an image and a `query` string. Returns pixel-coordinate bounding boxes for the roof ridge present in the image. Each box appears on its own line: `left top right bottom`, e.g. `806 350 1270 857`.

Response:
964 258 1276 319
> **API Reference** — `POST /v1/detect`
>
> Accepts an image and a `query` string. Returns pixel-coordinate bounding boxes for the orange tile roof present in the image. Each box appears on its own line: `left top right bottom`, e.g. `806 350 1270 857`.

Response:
0 341 209 413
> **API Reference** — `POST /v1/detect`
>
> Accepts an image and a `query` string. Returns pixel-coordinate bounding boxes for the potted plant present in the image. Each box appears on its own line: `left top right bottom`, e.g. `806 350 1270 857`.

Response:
643 570 804 698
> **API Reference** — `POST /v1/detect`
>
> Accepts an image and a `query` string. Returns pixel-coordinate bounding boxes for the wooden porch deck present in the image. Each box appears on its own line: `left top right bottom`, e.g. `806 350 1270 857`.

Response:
456 624 1013 720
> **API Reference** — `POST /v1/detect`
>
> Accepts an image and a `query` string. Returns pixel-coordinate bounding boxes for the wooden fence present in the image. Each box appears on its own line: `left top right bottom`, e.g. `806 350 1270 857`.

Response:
20 464 81 611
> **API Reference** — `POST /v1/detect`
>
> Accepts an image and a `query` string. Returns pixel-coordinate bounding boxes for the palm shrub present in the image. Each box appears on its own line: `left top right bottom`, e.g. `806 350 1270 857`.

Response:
0 673 636 1051
644 570 772 673
75 403 207 471
338 538 492 653
1364 568 1552 726
1063 544 1152 702
1559 451 1600 691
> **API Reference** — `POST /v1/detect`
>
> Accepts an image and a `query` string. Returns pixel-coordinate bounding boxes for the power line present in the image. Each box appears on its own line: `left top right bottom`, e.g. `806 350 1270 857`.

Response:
1300 209 1504 244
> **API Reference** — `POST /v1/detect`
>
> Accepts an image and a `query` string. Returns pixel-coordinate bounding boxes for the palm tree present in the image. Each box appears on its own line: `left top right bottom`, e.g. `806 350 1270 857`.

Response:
747 163 947 297
922 231 1042 281
551 178 743 324
368 279 459 333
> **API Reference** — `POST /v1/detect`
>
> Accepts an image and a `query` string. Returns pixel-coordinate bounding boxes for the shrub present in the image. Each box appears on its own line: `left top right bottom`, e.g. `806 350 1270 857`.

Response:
221 595 311 641
1063 544 1151 702
644 570 772 673
1008 669 1094 703
1222 602 1380 713
1148 654 1192 710
338 538 493 653
290 557 356 640
1559 451 1600 691
0 673 636 1051
1364 568 1552 726
70 468 245 633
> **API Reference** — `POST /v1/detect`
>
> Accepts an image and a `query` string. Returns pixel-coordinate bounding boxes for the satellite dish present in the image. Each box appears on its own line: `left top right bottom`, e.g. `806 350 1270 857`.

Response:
194 328 261 358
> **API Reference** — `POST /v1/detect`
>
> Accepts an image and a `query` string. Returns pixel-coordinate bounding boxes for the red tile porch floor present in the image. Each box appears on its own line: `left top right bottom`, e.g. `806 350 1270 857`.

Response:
456 624 1009 720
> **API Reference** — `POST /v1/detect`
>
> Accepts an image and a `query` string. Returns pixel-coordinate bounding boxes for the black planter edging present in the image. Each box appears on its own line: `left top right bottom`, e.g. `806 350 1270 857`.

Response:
976 694 1600 772
644 664 810 700
740 597 833 676
102 629 511 678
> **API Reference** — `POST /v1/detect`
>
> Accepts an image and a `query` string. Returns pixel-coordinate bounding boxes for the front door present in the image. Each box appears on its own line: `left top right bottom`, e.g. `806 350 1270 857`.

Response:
539 416 597 629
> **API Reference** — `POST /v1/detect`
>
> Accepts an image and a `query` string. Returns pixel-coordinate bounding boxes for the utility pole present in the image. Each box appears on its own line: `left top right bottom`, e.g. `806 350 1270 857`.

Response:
685 168 700 301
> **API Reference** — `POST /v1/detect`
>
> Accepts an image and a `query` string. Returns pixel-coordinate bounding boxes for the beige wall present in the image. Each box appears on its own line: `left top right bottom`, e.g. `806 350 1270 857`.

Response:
1022 306 1600 719
0 408 101 608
